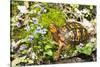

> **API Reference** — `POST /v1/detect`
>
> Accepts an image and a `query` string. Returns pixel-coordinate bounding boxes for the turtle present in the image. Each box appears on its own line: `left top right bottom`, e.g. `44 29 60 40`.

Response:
49 21 89 60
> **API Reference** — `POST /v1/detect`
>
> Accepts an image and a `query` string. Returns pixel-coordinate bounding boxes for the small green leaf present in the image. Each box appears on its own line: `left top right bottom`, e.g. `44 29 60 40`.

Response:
34 34 39 38
45 45 52 50
81 43 94 55
34 45 40 49
82 47 92 55
45 50 53 56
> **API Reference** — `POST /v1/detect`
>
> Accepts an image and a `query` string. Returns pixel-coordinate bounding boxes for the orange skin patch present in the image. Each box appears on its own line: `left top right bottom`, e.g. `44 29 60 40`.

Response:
49 24 57 33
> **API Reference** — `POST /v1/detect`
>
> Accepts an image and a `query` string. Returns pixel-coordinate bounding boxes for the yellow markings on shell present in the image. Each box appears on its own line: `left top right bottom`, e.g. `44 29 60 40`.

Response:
75 23 81 28
69 31 75 41
61 26 67 32
66 23 72 30
69 24 74 28
76 29 81 41
82 29 87 40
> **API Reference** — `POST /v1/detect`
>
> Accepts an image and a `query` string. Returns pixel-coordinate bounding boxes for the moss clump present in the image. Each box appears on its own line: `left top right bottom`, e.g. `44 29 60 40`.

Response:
39 7 66 28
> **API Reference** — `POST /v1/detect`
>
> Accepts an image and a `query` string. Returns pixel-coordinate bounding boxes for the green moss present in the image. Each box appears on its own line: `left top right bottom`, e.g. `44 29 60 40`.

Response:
39 8 66 27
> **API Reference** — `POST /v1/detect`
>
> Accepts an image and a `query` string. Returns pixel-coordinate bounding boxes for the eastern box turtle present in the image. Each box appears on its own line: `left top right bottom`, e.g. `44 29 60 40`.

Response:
49 21 89 60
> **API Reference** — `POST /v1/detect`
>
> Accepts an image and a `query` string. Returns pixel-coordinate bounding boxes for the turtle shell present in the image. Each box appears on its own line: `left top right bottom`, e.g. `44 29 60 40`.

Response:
60 22 88 44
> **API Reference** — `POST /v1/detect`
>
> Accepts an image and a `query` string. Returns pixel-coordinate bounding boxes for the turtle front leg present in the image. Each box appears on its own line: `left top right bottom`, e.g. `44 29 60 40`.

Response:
54 40 65 61
53 33 66 60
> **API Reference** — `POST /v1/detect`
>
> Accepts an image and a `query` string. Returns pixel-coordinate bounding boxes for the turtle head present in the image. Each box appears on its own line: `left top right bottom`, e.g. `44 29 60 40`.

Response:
49 23 58 33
